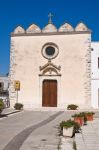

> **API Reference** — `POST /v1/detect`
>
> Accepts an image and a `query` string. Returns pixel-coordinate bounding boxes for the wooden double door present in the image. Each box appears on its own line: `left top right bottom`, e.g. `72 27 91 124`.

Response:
42 80 57 107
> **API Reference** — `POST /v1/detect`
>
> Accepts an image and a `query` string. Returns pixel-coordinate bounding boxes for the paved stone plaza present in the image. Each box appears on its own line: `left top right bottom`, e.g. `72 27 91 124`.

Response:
75 118 99 150
0 109 99 150
0 109 71 150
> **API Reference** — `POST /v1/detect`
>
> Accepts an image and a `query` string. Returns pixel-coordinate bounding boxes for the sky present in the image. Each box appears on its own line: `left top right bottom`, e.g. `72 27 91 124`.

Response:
0 0 99 75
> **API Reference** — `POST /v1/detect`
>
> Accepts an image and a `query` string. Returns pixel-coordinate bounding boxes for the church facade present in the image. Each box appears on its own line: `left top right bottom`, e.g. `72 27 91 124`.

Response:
9 19 92 109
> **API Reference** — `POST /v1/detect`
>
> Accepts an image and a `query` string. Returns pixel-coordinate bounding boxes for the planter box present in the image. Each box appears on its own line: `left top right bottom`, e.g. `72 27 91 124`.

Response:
63 126 74 137
74 117 84 126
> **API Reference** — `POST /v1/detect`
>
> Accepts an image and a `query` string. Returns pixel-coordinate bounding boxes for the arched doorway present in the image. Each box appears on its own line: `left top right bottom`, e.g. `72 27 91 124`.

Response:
42 80 57 107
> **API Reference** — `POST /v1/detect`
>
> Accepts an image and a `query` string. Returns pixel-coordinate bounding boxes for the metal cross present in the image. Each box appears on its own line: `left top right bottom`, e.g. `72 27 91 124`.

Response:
48 13 53 24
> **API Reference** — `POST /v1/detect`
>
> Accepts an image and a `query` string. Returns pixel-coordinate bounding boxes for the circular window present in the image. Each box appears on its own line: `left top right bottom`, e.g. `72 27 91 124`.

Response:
42 43 59 60
45 46 55 56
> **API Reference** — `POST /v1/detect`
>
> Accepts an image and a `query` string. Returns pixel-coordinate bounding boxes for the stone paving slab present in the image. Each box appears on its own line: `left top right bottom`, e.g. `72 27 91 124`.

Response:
60 137 73 150
75 118 99 150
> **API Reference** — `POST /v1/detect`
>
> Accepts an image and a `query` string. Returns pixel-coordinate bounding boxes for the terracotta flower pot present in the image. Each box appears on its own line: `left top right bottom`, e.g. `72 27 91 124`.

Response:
74 117 84 126
86 115 93 121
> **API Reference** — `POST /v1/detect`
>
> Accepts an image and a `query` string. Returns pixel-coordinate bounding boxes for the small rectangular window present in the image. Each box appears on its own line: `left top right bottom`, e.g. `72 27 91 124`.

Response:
98 57 99 68
0 82 4 91
0 83 2 88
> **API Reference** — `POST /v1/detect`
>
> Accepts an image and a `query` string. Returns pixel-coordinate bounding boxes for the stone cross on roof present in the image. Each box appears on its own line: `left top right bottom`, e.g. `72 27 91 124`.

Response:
48 13 53 24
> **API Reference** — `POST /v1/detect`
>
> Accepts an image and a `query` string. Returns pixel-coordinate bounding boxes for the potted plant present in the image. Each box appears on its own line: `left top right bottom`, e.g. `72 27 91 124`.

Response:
67 104 78 110
0 99 5 114
72 113 84 126
84 112 95 121
14 103 23 110
60 119 80 137
73 121 81 133
79 112 87 125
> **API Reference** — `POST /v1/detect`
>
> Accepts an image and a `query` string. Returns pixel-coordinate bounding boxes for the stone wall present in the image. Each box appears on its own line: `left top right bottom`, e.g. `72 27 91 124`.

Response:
9 30 91 109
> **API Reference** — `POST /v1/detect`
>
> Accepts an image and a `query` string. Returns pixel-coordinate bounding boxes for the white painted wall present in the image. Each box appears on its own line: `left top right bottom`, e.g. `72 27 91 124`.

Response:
0 76 9 91
91 42 99 108
9 32 91 109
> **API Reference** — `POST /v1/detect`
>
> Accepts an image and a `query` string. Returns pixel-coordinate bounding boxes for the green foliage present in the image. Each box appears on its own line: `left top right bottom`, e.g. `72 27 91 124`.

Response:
85 112 95 116
72 113 84 118
0 99 5 113
67 104 78 110
73 121 81 133
60 120 74 129
79 112 87 124
60 119 80 132
14 103 23 110
72 112 88 125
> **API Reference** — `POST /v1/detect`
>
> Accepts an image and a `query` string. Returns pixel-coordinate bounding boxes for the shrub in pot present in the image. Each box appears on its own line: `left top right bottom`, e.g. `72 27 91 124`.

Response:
60 119 80 137
73 121 81 133
60 120 74 137
72 113 85 126
0 99 5 114
14 103 23 110
79 112 87 125
67 104 78 110
85 112 95 121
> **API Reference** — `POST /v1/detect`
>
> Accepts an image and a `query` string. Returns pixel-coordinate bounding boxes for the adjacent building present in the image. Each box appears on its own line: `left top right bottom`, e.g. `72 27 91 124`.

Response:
0 75 9 107
91 42 99 108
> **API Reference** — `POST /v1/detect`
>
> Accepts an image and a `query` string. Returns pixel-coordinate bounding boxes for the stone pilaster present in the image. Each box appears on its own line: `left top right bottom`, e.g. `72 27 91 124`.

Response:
9 39 17 107
84 37 91 107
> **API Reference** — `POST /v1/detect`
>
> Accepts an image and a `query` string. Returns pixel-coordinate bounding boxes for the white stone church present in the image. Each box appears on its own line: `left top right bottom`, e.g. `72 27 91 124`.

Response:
9 16 99 109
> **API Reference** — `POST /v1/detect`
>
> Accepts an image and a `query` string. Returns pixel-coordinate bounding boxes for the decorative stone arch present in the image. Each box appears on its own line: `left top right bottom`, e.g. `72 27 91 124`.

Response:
26 24 41 33
42 67 59 75
42 23 57 33
75 22 90 31
39 60 61 76
59 22 74 32
13 26 25 34
39 60 61 107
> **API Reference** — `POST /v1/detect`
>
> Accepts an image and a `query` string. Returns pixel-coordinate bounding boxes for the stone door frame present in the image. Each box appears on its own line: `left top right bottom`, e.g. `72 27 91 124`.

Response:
39 76 61 108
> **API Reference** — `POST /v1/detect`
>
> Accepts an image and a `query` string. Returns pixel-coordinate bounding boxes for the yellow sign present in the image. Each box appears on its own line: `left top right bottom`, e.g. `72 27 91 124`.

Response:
14 81 20 90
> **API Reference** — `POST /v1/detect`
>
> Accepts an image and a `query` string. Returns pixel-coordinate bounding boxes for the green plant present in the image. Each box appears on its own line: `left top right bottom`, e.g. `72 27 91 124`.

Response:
79 112 87 125
73 121 81 133
67 104 78 110
72 112 87 125
0 99 5 113
72 113 84 118
60 119 80 130
60 120 74 129
14 103 23 110
85 112 95 116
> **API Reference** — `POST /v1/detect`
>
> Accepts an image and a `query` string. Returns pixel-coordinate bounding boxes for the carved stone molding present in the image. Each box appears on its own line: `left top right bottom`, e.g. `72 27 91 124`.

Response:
39 60 61 76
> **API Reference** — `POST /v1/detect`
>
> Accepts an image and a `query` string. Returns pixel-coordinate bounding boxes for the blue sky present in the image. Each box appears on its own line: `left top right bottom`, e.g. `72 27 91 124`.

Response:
0 0 99 75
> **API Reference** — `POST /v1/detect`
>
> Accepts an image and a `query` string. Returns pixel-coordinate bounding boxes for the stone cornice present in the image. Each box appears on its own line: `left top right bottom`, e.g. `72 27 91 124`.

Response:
11 30 91 37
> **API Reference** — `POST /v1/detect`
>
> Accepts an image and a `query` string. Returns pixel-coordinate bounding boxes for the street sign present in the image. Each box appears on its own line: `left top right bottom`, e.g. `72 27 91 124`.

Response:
14 81 20 91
